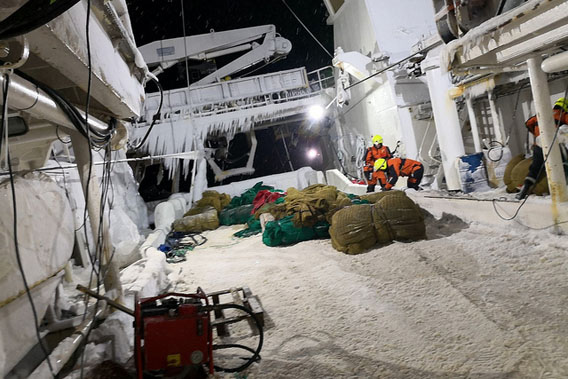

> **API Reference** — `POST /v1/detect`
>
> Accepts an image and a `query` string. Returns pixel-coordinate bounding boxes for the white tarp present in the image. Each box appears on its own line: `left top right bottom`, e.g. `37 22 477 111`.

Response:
0 173 74 376
0 172 74 305
205 166 320 197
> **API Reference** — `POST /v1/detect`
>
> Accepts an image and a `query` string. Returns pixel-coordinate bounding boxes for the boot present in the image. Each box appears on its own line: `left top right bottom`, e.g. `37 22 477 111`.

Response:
516 178 535 200
366 184 376 193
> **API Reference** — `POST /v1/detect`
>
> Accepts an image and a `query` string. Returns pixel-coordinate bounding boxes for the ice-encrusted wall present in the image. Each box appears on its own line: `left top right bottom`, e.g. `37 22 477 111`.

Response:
365 0 437 62
331 0 436 176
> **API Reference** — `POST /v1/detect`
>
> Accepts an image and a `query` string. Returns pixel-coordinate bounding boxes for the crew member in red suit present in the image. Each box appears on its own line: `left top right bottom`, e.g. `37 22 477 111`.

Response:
364 134 392 193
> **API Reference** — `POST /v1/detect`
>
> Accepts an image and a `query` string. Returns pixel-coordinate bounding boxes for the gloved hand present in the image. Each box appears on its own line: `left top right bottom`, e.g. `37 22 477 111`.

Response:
364 170 372 181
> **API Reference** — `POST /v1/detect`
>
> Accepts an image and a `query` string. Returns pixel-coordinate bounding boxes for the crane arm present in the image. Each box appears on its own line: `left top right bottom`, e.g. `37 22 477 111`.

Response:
138 25 292 85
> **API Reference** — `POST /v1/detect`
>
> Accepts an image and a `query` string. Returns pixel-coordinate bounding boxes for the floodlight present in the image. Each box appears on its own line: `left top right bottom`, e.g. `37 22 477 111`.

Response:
307 105 325 121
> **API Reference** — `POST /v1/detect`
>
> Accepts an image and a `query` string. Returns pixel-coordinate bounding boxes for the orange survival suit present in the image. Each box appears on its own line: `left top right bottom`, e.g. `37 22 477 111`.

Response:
364 145 392 192
373 158 424 190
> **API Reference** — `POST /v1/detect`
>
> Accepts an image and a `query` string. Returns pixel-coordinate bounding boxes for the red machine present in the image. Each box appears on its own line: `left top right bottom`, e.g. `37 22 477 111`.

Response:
134 289 214 378
133 288 263 378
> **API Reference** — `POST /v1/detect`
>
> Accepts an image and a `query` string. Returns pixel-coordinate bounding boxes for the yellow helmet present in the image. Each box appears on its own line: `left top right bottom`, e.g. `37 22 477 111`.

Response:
554 98 568 113
374 158 387 171
372 135 383 145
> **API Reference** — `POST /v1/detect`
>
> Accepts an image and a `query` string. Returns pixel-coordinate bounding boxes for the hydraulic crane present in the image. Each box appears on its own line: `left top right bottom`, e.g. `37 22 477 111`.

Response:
139 25 292 86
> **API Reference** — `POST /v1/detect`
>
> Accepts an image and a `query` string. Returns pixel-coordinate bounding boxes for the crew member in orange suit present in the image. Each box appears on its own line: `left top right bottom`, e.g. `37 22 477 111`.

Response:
373 157 424 191
364 134 392 192
516 97 568 199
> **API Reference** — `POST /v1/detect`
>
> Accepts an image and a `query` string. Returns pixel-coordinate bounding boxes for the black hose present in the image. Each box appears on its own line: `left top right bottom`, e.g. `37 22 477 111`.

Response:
486 140 505 162
210 303 264 373
14 69 114 146
130 77 164 151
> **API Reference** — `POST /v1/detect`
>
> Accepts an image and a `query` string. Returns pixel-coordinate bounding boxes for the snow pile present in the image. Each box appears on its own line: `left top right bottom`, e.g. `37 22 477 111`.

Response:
108 207 144 269
107 149 149 231
62 342 111 379
47 148 148 269
58 249 172 378
121 249 171 299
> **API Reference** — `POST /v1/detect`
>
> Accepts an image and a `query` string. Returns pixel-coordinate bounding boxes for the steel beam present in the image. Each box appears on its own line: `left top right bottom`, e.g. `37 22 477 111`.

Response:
526 56 567 209
465 97 483 152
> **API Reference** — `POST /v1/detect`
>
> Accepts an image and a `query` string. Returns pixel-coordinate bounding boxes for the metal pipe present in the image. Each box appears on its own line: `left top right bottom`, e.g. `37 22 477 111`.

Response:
465 98 483 152
452 63 527 77
77 284 134 317
70 133 124 302
418 120 434 164
427 132 442 164
45 315 83 333
201 44 252 60
0 74 109 135
526 56 567 205
488 91 505 144
422 53 464 190
541 50 568 73
30 307 105 377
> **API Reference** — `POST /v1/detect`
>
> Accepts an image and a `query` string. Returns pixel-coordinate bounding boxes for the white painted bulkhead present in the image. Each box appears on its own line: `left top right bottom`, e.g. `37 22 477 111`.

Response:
330 0 438 181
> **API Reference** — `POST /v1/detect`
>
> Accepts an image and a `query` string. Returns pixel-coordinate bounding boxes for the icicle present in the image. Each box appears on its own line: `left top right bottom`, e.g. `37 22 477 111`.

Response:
130 94 323 178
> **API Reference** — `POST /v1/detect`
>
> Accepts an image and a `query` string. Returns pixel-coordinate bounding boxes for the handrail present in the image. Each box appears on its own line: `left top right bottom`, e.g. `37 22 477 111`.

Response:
141 65 336 123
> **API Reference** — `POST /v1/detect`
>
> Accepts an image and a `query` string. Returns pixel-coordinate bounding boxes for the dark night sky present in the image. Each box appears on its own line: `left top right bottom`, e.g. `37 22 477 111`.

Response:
126 0 334 90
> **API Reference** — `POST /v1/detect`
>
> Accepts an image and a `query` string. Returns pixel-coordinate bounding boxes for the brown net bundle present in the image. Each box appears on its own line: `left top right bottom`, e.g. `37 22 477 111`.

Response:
329 191 426 255
173 206 219 232
509 158 549 195
325 192 355 223
372 191 425 243
269 184 340 227
186 190 231 215
329 204 377 255
504 154 524 191
360 191 396 204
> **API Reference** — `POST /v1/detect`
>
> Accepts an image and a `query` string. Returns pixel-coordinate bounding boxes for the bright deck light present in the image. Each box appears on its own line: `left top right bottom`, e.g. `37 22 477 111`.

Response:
307 148 318 160
307 105 325 121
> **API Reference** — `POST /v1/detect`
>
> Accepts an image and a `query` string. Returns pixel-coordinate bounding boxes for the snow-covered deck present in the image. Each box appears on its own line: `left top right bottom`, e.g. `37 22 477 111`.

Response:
51 170 568 377
163 217 568 377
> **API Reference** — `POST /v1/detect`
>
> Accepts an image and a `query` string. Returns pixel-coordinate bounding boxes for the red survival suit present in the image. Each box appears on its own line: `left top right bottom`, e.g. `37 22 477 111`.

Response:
373 158 424 190
364 145 392 192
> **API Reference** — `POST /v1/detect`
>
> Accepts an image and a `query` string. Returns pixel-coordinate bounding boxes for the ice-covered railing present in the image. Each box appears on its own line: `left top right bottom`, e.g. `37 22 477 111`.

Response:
130 66 334 178
142 66 334 122
307 66 334 91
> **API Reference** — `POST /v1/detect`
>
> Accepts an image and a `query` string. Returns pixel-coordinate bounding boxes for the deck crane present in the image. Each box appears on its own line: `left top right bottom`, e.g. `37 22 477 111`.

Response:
138 25 292 86
137 25 294 183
